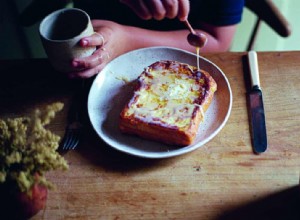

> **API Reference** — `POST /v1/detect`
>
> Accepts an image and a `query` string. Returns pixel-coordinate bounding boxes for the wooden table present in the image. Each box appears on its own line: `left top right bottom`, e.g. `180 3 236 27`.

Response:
0 52 299 220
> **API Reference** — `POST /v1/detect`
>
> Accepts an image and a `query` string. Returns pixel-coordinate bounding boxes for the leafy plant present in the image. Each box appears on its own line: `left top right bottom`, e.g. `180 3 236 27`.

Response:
0 102 68 193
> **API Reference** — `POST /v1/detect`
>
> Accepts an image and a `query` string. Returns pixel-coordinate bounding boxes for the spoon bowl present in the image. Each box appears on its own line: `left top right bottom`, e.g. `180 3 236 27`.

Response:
187 32 207 48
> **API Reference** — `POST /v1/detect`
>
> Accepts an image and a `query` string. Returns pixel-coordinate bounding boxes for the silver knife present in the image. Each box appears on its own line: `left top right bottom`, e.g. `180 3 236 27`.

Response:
247 51 267 154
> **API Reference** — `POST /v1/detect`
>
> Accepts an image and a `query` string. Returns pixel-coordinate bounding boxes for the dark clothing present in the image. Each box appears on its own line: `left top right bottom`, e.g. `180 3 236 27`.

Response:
190 0 245 26
74 0 244 31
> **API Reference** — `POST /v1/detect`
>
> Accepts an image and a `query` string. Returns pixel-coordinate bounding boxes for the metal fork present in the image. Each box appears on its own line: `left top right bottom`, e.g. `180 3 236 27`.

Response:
61 120 82 150
61 80 86 150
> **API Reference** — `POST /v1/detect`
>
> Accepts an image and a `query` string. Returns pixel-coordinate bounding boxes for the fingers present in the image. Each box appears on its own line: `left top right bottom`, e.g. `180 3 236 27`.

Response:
94 32 105 45
68 63 105 79
68 30 111 78
120 0 189 21
79 32 105 47
144 0 166 20
178 0 190 21
69 47 110 79
73 48 110 70
161 0 178 19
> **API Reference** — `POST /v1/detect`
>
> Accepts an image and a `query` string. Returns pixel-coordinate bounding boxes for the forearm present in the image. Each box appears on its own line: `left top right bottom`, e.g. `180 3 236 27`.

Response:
68 20 237 78
121 25 235 54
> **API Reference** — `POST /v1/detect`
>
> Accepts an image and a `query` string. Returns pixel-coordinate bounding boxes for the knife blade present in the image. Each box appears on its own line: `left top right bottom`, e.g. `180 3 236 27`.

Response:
247 51 267 154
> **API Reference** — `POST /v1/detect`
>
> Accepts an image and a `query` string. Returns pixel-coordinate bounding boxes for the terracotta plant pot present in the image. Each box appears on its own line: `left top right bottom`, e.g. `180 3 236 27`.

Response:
0 182 48 219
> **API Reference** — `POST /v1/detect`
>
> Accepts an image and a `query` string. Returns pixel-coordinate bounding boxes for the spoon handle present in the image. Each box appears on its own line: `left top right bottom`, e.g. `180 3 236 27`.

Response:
182 20 196 34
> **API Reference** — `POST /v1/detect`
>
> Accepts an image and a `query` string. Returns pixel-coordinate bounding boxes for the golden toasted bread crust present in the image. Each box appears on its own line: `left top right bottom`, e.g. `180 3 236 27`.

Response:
119 60 217 146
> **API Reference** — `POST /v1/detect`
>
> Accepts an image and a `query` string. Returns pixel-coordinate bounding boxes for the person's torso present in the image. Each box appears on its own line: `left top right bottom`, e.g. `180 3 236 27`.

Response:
73 0 244 30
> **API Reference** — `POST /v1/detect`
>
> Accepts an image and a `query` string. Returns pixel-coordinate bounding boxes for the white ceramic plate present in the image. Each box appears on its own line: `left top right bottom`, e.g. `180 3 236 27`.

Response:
88 47 232 159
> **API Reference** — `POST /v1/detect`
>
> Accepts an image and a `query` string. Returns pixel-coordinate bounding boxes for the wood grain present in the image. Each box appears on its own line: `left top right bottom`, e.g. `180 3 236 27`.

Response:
0 52 299 220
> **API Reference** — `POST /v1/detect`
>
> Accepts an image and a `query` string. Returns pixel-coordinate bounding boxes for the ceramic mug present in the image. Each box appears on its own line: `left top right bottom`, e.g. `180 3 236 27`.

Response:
39 8 96 73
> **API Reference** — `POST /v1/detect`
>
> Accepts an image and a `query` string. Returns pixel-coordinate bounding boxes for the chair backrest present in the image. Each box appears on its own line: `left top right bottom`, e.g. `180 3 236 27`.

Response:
244 0 292 51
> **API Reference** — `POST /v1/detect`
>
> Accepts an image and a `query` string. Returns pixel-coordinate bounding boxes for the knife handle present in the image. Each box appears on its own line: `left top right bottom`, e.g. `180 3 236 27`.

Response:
248 51 261 88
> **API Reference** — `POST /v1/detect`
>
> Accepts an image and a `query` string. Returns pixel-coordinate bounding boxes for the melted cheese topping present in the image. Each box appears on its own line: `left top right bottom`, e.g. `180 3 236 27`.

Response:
125 67 204 129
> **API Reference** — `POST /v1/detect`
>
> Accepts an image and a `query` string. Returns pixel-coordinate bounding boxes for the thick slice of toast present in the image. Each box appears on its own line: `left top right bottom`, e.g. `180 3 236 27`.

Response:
119 60 217 146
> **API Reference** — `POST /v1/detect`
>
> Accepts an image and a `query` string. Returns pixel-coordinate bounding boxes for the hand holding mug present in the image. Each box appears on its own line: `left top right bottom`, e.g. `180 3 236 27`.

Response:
39 8 96 73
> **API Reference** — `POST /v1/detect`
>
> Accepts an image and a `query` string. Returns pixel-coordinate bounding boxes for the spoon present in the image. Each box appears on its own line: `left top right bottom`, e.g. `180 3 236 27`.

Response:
183 20 207 48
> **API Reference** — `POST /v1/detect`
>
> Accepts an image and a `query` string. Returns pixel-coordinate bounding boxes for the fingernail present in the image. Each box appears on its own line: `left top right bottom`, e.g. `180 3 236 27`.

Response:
81 39 88 46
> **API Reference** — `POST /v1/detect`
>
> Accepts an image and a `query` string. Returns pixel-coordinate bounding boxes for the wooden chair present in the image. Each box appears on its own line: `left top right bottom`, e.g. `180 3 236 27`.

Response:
244 0 292 51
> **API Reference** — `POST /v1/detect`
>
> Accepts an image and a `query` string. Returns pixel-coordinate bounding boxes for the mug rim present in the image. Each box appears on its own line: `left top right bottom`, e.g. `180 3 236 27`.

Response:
39 8 91 42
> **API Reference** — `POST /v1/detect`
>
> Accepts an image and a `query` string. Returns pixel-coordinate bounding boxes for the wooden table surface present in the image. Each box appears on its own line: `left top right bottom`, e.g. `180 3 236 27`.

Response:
0 51 299 220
